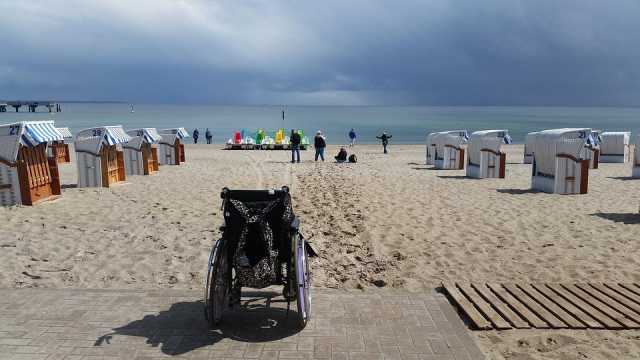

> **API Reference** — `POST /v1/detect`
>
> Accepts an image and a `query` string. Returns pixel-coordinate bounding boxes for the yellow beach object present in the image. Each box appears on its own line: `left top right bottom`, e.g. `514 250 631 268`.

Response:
275 129 286 145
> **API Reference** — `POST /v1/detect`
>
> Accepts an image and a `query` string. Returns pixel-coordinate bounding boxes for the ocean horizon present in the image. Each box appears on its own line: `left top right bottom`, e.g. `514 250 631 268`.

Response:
2 103 639 145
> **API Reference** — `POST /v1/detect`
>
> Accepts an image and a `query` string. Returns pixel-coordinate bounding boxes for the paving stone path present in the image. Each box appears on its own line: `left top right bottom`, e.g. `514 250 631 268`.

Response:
0 288 484 360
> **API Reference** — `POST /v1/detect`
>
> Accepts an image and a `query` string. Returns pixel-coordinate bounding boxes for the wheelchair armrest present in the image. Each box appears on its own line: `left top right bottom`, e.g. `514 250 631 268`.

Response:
290 217 300 230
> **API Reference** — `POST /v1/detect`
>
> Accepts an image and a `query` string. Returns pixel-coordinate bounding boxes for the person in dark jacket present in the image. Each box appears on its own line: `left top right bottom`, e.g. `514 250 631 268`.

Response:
335 147 348 162
314 131 326 161
290 129 301 163
193 129 200 144
205 128 212 144
376 131 392 154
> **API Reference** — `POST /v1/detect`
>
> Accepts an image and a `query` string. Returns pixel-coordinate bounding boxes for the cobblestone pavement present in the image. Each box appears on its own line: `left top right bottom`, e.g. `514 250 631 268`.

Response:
0 288 484 360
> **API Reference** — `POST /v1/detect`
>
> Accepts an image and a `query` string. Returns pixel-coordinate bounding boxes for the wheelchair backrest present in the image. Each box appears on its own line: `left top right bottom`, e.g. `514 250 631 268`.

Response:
220 187 295 261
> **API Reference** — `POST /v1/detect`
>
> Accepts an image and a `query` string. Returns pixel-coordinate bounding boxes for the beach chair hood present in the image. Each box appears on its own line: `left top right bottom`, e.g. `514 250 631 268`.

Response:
159 127 189 145
75 125 132 155
431 130 469 148
532 128 591 176
0 121 63 163
467 130 510 166
125 128 162 150
469 130 512 144
55 127 73 139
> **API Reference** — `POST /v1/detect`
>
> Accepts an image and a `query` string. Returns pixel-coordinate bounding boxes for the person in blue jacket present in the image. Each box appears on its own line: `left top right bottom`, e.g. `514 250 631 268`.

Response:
348 128 357 147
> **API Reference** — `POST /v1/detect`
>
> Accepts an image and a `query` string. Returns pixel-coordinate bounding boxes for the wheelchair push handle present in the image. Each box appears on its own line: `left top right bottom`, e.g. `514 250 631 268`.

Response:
220 186 290 200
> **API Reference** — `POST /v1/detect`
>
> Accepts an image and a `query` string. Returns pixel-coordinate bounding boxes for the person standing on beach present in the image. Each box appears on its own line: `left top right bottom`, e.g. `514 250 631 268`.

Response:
193 128 200 144
290 129 301 163
348 128 357 147
314 131 326 161
205 128 212 144
376 131 392 154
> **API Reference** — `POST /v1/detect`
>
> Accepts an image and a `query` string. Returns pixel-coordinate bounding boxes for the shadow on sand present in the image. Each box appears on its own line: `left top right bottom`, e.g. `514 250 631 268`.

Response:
265 160 297 164
607 176 638 181
411 166 439 171
94 291 301 356
496 188 541 195
437 175 473 180
591 212 640 224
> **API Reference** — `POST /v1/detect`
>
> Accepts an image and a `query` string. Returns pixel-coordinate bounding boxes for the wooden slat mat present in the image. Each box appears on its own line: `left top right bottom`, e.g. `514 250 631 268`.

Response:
442 282 640 330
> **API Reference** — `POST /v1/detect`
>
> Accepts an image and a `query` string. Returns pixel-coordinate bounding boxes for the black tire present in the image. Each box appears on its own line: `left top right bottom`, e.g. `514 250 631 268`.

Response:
204 239 229 327
294 234 311 328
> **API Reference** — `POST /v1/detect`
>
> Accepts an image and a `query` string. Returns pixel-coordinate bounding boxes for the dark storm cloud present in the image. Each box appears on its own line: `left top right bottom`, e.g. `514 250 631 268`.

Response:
1 0 639 105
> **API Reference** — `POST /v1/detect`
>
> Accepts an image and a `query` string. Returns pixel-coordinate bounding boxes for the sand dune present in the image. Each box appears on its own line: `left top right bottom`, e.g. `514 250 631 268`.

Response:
1 144 640 359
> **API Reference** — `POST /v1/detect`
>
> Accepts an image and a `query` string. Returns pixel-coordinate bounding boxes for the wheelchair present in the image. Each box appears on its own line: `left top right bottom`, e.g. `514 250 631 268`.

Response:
204 187 313 328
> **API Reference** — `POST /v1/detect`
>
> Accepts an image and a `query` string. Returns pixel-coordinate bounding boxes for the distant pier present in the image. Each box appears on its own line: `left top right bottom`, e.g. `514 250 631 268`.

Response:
0 101 62 113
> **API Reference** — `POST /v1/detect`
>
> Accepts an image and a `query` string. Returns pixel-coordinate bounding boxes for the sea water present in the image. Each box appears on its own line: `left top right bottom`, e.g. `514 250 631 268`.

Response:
2 104 639 144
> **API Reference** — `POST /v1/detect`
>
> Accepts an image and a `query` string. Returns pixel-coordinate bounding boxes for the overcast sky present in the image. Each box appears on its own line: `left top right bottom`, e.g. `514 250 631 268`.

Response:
1 0 639 106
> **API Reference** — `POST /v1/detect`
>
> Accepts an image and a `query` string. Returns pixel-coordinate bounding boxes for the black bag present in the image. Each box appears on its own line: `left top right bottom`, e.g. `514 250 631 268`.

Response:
348 154 357 163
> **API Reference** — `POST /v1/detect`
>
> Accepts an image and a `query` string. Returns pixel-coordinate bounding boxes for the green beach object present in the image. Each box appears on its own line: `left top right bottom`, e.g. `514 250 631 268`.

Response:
255 129 265 144
299 130 310 146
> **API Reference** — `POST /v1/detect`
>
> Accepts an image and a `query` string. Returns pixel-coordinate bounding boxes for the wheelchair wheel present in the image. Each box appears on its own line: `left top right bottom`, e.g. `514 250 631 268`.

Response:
294 234 311 328
204 239 230 327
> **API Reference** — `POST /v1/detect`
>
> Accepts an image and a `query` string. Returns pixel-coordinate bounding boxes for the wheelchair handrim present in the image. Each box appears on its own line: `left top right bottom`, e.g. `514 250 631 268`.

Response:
296 236 311 324
204 239 220 307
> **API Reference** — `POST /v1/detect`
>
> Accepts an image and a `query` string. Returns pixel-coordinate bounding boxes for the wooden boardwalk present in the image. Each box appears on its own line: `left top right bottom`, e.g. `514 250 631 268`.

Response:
442 282 640 330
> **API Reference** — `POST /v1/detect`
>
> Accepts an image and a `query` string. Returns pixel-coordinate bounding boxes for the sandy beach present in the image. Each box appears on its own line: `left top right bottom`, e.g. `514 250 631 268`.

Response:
1 144 640 359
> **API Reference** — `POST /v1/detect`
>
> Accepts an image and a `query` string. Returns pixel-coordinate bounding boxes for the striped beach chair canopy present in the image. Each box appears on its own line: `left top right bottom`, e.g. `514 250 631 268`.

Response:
125 128 163 150
74 125 132 155
158 127 189 145
0 121 64 163
159 127 189 139
56 127 73 139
